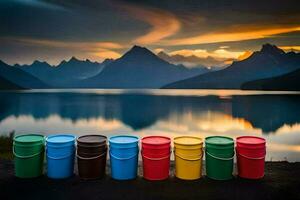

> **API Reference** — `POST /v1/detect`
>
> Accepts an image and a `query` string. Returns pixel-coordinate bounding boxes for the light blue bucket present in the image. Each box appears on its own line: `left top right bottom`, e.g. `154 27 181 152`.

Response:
46 134 76 179
109 135 139 180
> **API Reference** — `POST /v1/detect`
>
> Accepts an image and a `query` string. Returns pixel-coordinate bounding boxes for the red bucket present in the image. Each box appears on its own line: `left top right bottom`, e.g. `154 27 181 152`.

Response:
236 136 266 179
142 136 171 180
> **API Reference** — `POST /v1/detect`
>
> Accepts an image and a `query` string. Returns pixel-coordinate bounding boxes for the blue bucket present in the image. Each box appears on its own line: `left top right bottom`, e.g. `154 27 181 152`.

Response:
46 134 76 179
109 135 139 180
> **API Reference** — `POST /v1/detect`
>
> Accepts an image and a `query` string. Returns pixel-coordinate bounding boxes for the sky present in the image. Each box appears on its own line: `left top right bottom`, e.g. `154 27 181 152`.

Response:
1 0 300 66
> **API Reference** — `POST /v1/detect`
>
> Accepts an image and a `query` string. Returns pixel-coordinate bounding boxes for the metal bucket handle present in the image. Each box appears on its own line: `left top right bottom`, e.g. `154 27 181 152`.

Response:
47 153 74 160
206 151 235 161
238 153 265 160
141 152 170 161
77 150 107 160
174 149 203 161
13 146 44 159
109 151 138 160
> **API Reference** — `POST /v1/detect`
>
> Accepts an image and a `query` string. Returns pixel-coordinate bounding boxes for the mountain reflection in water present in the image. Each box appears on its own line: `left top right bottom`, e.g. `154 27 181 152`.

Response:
0 90 300 161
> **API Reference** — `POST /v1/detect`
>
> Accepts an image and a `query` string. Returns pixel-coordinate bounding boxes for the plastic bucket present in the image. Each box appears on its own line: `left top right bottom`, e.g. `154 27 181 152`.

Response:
142 136 171 180
77 135 107 179
174 136 203 180
236 136 266 179
13 134 45 178
205 136 234 180
46 134 76 179
109 135 139 180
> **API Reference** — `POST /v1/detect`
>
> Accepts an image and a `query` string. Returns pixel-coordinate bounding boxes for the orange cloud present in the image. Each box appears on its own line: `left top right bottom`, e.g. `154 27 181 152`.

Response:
169 48 245 59
120 5 181 45
91 49 121 59
279 46 300 52
164 26 300 46
237 51 253 60
11 38 124 50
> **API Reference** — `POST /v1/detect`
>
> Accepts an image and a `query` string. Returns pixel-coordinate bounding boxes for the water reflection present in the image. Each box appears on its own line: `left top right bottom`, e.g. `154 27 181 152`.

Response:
0 92 300 133
0 90 300 161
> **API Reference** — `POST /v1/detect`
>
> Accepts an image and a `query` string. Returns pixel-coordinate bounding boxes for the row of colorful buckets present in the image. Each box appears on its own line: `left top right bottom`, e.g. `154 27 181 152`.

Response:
13 134 266 180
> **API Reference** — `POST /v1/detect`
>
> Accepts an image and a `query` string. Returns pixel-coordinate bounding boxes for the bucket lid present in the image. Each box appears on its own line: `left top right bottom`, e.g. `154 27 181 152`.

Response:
236 136 266 145
142 136 171 145
205 136 234 146
46 134 76 144
14 134 44 144
77 135 107 145
109 135 139 145
174 136 203 146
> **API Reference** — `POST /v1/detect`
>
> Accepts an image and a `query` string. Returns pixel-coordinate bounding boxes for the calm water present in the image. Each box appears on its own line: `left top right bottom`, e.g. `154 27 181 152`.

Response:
1 89 300 162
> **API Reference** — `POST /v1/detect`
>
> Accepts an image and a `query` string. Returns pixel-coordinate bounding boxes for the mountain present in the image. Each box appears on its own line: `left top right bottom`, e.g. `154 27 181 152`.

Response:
241 68 300 91
0 60 47 89
163 44 300 89
18 57 107 87
0 76 23 90
82 45 206 88
157 51 227 68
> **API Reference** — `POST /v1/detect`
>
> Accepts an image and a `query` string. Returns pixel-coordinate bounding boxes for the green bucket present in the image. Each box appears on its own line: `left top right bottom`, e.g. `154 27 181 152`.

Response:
13 134 45 178
205 136 234 180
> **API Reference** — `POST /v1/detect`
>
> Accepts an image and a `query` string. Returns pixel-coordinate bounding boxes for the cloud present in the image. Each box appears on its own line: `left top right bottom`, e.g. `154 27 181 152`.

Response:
119 4 181 45
91 49 121 60
169 48 245 59
279 46 300 52
159 48 248 67
1 37 123 64
163 26 300 46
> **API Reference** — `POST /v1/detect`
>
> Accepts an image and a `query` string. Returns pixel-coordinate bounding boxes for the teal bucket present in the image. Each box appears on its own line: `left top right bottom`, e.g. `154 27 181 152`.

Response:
205 136 234 180
13 134 45 178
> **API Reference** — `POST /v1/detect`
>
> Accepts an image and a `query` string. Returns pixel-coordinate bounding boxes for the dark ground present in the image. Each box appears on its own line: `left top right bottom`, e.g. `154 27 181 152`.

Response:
1 159 300 200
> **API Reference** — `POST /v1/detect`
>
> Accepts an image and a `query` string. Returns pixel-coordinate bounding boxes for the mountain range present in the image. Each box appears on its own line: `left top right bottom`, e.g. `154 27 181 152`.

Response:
0 44 299 90
163 44 300 89
80 46 208 88
0 60 47 89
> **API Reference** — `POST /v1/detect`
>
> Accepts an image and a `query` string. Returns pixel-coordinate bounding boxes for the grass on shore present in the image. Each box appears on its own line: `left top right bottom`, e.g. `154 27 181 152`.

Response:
0 132 14 160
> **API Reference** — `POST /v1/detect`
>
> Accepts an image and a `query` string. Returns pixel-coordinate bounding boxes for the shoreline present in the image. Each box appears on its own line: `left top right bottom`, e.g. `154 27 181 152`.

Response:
1 159 300 200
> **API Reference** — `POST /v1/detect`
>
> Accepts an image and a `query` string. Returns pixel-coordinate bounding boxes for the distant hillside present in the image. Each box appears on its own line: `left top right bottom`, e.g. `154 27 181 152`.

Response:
0 60 47 89
163 44 300 89
242 68 300 91
0 76 23 90
81 45 206 88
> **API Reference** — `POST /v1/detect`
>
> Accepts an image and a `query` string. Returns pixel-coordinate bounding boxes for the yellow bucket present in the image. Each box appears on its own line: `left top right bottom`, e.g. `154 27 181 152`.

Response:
174 136 203 180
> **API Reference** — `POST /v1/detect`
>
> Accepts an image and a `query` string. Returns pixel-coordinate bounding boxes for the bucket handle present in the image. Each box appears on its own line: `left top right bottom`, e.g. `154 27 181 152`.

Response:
13 146 44 159
109 151 138 160
238 153 265 160
47 153 74 160
206 151 234 161
77 151 107 160
142 153 170 161
174 149 203 161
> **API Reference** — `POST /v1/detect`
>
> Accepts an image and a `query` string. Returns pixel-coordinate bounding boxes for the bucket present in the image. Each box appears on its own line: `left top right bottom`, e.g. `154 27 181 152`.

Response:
77 135 107 179
109 135 139 180
142 136 171 180
205 136 234 180
174 136 203 180
236 136 266 179
13 134 45 178
46 134 76 179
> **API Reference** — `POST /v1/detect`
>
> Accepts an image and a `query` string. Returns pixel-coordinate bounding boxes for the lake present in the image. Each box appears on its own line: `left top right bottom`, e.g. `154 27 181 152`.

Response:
1 89 300 162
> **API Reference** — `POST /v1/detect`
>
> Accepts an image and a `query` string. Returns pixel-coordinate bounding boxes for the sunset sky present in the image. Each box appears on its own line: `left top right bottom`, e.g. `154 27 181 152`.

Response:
1 0 300 65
